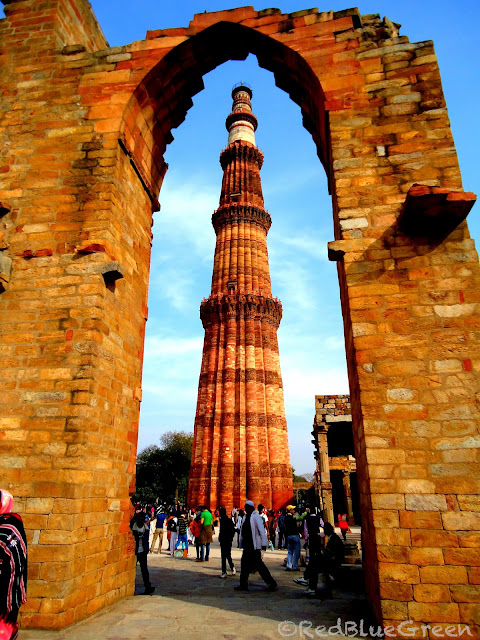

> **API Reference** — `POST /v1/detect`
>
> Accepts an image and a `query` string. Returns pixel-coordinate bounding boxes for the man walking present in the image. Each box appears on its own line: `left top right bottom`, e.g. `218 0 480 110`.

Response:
234 501 277 592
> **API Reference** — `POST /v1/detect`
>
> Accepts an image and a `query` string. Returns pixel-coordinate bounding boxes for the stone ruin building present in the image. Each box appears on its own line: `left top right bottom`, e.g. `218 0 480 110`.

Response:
312 394 360 525
187 84 293 511
0 0 479 634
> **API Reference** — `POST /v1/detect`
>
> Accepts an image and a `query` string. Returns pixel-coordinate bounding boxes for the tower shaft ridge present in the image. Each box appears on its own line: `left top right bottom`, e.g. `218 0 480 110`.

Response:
187 85 294 510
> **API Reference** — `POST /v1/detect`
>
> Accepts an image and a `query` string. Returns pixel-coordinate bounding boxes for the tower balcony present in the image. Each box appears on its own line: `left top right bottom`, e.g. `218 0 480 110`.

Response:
200 292 282 327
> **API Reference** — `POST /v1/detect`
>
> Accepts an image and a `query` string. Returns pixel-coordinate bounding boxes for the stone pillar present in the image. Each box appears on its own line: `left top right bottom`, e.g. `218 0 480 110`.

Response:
343 469 354 525
317 429 334 524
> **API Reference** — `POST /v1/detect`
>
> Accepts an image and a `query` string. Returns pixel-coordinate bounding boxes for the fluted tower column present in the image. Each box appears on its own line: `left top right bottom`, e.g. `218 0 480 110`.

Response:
187 84 294 511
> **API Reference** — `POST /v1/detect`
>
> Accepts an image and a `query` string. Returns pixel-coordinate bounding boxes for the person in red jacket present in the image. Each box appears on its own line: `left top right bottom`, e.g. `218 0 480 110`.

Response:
338 513 350 541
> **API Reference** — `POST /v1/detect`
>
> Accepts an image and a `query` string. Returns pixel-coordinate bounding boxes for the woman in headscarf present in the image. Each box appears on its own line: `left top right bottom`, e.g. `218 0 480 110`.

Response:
0 490 27 640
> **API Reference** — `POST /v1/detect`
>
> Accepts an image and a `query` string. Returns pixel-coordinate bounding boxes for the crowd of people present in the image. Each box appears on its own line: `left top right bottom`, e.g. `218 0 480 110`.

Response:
0 486 349 640
130 500 347 599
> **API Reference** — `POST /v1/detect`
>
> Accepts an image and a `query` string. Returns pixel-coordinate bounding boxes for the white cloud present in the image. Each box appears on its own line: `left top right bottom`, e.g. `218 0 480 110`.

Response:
282 365 349 414
150 266 196 312
156 174 218 263
275 232 330 261
325 335 345 350
144 335 203 357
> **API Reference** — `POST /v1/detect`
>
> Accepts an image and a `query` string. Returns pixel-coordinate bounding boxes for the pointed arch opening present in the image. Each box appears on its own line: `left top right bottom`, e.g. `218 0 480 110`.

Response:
121 21 331 206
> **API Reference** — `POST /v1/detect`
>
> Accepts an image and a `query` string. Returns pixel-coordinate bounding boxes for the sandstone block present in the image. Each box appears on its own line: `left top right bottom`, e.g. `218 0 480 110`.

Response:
372 494 406 509
443 512 480 531
411 530 459 548
413 584 451 602
408 602 460 623
379 562 420 584
420 566 468 584
409 547 445 566
405 494 448 511
372 510 400 528
380 582 413 601
451 586 480 604
400 511 443 529
444 549 480 567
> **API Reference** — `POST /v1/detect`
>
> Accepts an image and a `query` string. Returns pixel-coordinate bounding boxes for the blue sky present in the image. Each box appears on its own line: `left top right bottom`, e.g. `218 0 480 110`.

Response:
88 0 480 474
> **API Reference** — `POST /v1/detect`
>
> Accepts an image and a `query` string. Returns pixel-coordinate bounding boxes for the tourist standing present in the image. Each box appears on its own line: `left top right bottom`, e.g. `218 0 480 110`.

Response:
174 510 189 554
267 510 276 549
235 509 244 548
167 510 178 556
130 509 155 595
0 490 27 640
284 505 306 571
151 508 166 553
218 507 236 578
190 513 203 561
276 509 286 549
199 506 214 562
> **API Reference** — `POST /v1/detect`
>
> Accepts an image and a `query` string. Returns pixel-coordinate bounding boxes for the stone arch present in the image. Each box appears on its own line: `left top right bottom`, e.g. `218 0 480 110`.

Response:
0 0 479 632
120 20 328 208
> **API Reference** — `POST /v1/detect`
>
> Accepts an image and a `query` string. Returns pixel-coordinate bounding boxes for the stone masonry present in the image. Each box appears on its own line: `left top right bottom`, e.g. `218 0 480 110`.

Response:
312 394 356 525
0 0 479 633
187 85 294 512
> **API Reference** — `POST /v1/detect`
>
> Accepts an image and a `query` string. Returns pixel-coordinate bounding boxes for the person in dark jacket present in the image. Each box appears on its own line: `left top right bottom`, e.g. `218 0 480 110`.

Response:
303 522 344 597
218 507 236 578
130 507 155 595
276 509 286 549
0 489 27 640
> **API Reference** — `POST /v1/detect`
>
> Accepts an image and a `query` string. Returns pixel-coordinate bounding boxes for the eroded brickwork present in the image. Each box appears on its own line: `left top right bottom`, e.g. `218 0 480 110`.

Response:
0 0 479 632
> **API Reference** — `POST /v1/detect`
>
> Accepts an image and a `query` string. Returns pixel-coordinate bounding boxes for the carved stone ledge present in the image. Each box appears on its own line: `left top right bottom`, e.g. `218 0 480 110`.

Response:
212 203 272 233
219 140 264 170
399 184 477 237
200 293 282 327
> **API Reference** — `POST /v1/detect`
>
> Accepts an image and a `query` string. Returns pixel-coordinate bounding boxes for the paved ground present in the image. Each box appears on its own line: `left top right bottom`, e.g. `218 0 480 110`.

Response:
22 532 375 640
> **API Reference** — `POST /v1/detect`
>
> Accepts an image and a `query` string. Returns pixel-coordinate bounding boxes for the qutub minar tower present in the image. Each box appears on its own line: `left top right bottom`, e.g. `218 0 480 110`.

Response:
187 84 294 511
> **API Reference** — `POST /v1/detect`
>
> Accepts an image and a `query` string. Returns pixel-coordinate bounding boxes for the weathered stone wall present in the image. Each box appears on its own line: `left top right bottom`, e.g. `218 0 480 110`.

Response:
315 394 351 425
0 0 479 633
0 0 152 628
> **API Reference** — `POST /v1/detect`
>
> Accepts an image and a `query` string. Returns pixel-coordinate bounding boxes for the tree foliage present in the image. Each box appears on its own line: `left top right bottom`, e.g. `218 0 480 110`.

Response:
291 466 314 483
133 430 194 505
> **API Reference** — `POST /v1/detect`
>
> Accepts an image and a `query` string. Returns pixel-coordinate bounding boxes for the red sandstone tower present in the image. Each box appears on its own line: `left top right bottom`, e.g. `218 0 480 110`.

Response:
187 85 294 511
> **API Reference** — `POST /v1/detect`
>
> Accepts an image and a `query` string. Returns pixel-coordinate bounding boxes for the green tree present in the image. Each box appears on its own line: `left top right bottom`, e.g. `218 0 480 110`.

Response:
291 466 308 483
133 430 193 505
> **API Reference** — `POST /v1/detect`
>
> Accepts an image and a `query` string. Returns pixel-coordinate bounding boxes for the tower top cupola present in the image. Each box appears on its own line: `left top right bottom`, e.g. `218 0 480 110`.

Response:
226 82 258 146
